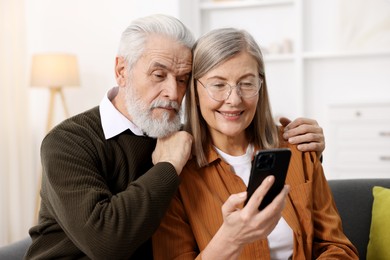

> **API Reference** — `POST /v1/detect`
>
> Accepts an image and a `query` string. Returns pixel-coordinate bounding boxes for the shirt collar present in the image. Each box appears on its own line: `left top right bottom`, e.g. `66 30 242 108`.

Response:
205 145 222 165
205 143 260 165
99 86 144 139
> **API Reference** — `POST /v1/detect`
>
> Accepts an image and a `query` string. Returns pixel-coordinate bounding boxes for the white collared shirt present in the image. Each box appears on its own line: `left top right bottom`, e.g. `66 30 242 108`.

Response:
99 86 144 139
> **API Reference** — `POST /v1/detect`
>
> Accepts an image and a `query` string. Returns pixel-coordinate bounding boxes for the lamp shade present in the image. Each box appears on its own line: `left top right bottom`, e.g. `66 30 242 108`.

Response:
30 53 80 88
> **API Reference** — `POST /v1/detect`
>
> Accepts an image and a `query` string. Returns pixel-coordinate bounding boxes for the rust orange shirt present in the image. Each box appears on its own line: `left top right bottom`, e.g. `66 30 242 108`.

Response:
153 142 358 259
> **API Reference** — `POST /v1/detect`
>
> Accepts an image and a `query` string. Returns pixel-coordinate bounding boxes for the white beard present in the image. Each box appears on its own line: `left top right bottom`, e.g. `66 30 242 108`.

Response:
124 84 182 138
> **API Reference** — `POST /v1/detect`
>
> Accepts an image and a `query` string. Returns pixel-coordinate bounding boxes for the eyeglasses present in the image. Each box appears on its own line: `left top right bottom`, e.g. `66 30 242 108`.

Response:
197 78 262 101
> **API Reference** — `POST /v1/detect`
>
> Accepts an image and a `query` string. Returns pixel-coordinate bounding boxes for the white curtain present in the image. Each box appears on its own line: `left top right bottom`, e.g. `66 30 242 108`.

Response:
0 0 36 245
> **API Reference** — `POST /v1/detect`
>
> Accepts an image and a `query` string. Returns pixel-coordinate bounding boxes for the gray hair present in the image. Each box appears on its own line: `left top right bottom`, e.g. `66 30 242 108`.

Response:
191 28 265 80
185 28 279 167
117 14 195 70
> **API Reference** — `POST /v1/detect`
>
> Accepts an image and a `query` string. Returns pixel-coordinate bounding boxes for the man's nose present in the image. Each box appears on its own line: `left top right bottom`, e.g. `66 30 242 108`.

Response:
161 76 179 100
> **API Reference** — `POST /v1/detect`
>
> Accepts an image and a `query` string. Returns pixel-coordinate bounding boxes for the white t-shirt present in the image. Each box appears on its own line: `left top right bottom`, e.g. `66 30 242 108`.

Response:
215 144 294 259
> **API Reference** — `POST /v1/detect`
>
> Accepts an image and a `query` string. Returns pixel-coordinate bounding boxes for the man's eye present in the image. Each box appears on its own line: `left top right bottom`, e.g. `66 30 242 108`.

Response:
177 79 187 84
177 76 189 85
152 72 165 80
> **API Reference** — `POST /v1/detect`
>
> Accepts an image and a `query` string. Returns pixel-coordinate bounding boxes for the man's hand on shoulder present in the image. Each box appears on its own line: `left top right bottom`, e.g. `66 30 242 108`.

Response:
279 117 325 159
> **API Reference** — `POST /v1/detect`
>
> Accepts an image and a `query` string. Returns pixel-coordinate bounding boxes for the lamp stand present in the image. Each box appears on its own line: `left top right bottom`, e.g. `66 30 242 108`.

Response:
46 86 69 132
35 86 70 223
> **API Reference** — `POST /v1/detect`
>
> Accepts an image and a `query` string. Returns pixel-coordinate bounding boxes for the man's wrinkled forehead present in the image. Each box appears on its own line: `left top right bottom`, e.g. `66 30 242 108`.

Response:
141 37 192 74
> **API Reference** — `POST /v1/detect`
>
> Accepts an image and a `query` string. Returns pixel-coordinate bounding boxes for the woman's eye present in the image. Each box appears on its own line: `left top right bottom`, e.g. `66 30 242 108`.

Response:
239 81 257 88
211 83 226 88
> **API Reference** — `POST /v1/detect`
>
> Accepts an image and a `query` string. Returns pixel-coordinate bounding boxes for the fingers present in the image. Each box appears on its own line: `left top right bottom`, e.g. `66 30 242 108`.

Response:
283 117 318 131
244 182 289 238
286 132 323 145
283 122 322 139
278 117 291 127
295 138 324 151
244 176 289 215
152 131 193 174
222 192 247 216
244 176 275 214
255 185 290 224
220 179 290 245
263 185 290 213
281 117 325 156
280 117 323 140
297 142 325 159
285 131 325 156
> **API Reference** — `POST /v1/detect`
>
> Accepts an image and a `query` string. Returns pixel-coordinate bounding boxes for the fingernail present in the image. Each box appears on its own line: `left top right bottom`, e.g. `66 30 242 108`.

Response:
238 191 247 198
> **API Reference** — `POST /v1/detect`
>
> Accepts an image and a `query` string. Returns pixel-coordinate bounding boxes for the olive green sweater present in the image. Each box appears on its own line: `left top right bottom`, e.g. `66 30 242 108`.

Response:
26 106 180 259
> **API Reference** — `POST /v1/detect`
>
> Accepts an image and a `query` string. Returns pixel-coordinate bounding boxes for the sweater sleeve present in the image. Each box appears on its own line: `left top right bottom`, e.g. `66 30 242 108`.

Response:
39 125 180 259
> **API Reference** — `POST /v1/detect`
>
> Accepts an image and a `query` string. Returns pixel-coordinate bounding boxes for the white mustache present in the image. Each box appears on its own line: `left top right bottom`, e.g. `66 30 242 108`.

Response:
150 100 179 113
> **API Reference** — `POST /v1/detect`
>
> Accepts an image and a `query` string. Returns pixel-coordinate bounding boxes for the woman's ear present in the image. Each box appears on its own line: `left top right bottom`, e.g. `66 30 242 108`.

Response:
115 56 127 87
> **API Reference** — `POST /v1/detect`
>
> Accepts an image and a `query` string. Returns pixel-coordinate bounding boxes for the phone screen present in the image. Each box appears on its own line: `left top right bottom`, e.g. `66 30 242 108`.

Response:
245 148 291 210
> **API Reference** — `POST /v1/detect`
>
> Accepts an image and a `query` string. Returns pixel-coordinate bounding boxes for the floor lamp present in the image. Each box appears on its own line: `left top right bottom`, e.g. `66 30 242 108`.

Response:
30 53 80 222
30 53 80 132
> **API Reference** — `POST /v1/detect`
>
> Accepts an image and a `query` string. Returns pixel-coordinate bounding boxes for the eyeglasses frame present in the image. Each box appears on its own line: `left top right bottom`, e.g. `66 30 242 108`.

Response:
196 77 263 102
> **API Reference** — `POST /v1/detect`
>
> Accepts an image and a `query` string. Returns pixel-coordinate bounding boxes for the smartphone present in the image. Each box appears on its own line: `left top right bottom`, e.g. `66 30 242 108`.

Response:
245 148 291 210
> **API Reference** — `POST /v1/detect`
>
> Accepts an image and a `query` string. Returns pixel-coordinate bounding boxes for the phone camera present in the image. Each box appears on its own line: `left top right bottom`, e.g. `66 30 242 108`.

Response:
256 154 275 170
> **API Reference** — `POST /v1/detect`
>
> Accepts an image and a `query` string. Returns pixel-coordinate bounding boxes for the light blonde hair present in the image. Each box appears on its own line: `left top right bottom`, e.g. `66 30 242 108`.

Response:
184 28 279 167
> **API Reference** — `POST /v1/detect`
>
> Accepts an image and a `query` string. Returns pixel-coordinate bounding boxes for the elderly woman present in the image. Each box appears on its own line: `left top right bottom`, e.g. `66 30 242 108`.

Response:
153 28 358 260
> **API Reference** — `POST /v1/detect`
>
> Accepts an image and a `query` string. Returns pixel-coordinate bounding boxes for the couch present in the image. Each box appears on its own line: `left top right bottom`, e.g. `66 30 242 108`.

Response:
1 178 389 259
328 178 390 260
0 236 31 260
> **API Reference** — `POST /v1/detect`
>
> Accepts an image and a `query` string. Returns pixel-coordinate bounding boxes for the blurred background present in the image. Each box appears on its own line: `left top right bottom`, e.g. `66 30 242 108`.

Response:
1 0 389 246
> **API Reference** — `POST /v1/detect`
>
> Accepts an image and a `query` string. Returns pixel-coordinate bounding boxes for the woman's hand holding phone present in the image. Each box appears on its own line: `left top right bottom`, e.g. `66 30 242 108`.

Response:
215 176 290 249
203 171 290 259
202 149 291 259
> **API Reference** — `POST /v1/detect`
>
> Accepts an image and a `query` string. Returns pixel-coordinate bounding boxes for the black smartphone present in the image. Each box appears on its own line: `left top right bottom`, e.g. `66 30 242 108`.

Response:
245 148 291 210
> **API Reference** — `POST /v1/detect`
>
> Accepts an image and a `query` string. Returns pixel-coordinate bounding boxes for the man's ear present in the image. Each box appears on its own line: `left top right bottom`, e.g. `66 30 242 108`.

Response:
115 56 127 87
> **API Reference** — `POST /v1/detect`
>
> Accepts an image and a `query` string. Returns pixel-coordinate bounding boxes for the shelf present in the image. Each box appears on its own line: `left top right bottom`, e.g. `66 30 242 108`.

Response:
264 54 295 62
200 0 294 10
188 0 390 179
303 50 390 60
262 50 390 62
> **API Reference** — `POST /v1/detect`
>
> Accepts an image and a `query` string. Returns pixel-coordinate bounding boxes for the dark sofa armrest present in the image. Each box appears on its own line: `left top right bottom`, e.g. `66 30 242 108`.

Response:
328 178 390 260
